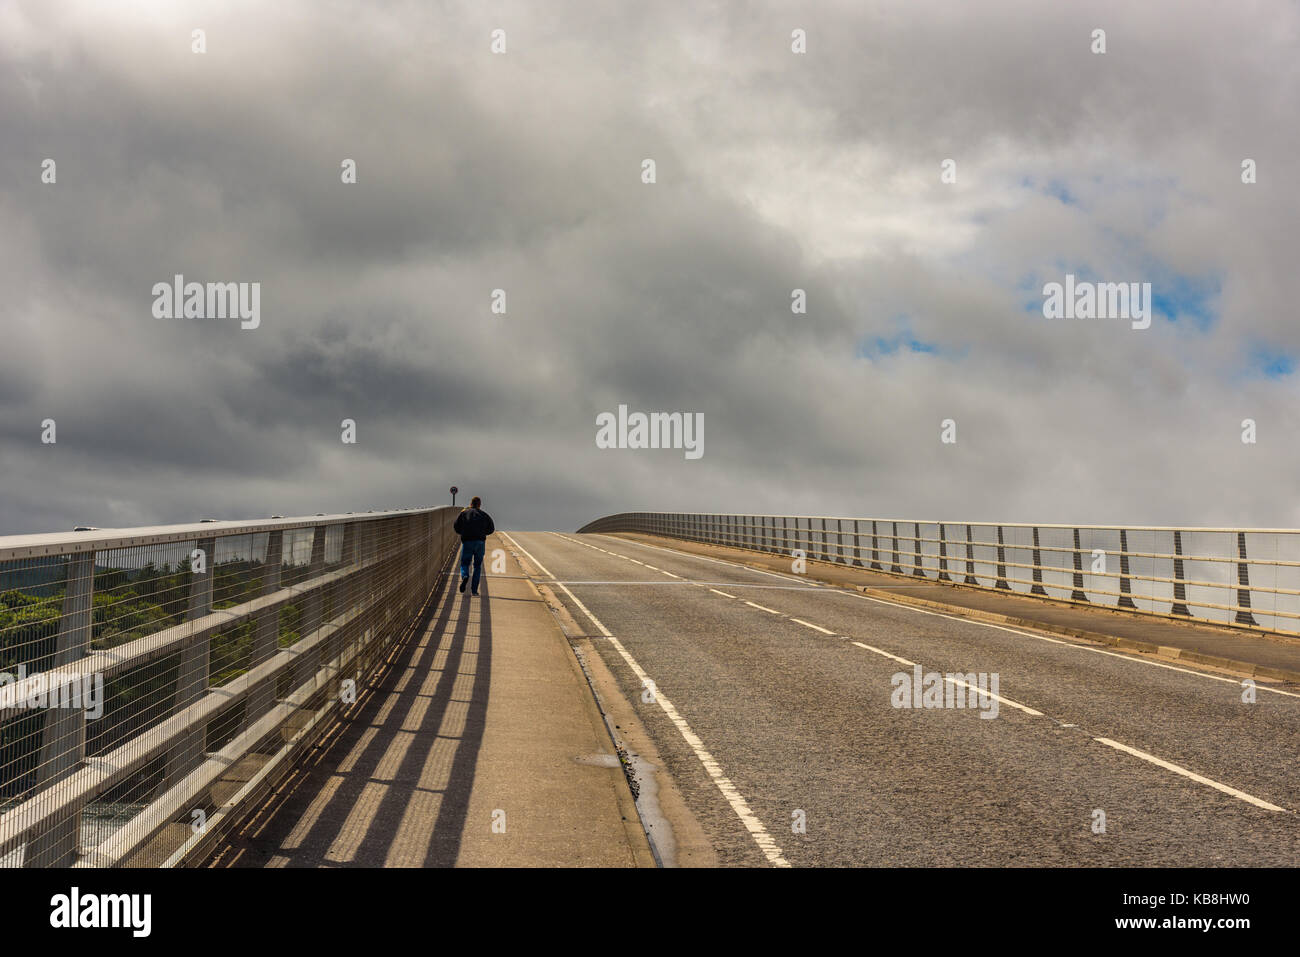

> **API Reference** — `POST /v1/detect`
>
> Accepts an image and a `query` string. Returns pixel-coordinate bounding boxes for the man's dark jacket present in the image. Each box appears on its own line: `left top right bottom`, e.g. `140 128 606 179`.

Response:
454 507 495 542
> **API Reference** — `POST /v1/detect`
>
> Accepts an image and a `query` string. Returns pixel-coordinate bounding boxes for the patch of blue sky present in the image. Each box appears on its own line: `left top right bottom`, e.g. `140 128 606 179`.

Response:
1014 251 1220 331
1247 344 1295 380
1043 179 1077 205
1146 269 1220 331
856 315 963 360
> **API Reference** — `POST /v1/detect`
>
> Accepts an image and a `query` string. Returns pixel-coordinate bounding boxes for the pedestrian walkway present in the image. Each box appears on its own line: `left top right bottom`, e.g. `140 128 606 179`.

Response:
208 533 653 867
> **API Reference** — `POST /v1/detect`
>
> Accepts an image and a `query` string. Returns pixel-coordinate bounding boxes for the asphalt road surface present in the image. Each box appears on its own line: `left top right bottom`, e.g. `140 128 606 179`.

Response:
503 531 1300 867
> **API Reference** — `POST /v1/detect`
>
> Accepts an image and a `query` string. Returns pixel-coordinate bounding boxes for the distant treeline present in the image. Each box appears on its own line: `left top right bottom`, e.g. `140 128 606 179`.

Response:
0 559 314 800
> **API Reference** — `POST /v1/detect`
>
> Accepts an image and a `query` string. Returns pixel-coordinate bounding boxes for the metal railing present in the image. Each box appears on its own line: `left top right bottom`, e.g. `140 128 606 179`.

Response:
0 506 458 867
578 512 1300 637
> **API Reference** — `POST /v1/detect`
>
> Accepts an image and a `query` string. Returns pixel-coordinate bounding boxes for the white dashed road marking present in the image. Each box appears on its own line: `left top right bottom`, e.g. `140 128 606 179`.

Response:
850 641 917 668
790 618 835 634
528 532 1295 815
1093 738 1285 812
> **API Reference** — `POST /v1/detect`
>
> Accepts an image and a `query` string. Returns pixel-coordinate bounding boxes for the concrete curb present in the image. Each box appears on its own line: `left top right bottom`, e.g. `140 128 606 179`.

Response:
531 580 662 868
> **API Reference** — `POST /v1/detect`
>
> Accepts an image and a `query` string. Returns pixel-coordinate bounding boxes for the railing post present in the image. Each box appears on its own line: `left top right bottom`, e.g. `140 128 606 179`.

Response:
853 520 864 567
1030 527 1047 595
870 521 882 570
166 535 216 789
1235 532 1258 626
1171 530 1190 616
995 526 1011 590
912 522 926 577
1070 528 1088 601
937 523 951 581
245 529 284 727
890 522 903 574
293 526 329 697
25 552 95 867
1118 529 1136 608
964 526 977 584
328 522 353 682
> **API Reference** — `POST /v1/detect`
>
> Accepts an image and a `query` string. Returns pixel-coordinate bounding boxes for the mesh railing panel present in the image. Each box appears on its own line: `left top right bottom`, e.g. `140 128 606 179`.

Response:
578 512 1300 637
0 507 457 867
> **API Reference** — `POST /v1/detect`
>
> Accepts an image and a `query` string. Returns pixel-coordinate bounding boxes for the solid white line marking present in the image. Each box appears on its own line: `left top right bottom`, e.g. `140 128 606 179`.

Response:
500 532 553 579
549 580 790 866
744 601 781 615
790 618 835 635
1093 737 1286 812
709 589 737 598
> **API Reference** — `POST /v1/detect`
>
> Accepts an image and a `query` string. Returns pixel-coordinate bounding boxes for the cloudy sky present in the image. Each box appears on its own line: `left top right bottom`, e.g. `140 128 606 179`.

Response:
1 0 1298 535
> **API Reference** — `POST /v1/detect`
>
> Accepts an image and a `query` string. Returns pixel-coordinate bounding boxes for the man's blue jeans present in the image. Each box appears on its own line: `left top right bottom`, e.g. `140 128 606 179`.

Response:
459 539 486 593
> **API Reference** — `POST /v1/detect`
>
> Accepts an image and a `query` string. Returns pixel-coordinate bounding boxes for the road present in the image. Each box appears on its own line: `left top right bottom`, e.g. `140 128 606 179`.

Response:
502 531 1300 867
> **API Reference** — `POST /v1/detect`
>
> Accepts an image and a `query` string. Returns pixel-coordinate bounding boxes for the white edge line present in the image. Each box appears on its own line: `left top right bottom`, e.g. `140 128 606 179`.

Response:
547 579 790 867
500 531 553 579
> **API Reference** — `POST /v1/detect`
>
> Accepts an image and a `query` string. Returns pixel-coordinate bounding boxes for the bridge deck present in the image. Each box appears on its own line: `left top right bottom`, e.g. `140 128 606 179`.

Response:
499 531 1300 866
610 533 1300 682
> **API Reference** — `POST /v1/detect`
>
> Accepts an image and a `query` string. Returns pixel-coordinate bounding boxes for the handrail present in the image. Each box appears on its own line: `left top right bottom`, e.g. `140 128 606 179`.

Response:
0 507 458 867
577 512 1300 637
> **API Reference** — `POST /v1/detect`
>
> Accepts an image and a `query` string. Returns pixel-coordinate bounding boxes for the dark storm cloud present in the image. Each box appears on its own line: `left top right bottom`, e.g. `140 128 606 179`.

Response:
1 0 1298 536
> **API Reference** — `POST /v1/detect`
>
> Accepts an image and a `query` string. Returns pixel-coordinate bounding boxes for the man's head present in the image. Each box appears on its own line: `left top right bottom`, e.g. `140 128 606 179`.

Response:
471 496 482 508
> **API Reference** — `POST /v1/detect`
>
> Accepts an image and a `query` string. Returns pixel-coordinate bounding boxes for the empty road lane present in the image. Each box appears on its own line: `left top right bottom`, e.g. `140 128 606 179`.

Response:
503 531 1300 867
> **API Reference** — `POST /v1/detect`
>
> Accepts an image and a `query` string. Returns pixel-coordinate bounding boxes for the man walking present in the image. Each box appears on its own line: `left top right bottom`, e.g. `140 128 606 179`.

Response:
453 495 495 596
